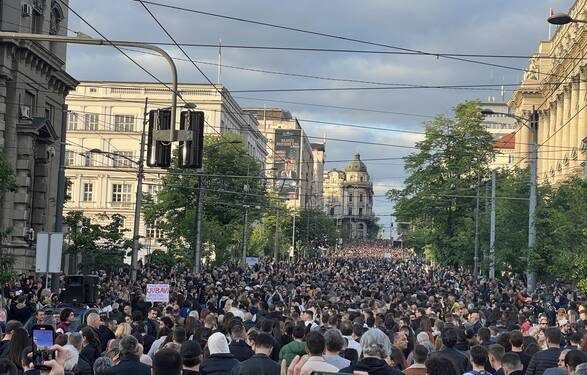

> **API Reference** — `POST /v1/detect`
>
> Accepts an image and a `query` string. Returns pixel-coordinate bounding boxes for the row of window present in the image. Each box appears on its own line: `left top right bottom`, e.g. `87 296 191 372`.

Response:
329 207 367 216
65 151 135 168
67 113 136 132
75 183 160 203
348 193 365 202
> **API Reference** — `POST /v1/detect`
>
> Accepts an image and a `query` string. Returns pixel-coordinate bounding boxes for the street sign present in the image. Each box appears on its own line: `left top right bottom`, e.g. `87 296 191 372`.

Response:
35 232 63 273
146 283 170 303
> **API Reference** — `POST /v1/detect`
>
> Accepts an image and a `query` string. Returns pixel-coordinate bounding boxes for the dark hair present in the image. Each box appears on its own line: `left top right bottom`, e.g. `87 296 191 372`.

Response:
340 320 353 336
253 332 275 349
231 324 246 339
502 353 522 371
8 328 30 368
292 325 305 340
20 346 34 368
153 348 182 375
305 331 326 356
425 356 459 375
60 308 74 323
509 330 523 347
173 327 186 344
4 321 23 335
413 344 429 364
0 358 17 375
544 327 562 346
478 327 491 342
496 332 512 352
81 326 101 350
565 350 587 370
488 344 505 362
469 345 488 367
441 327 458 348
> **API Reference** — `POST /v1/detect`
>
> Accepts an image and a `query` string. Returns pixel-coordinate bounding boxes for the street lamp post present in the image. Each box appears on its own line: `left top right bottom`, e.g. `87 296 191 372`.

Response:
481 108 538 291
192 140 241 274
547 13 587 25
0 32 179 138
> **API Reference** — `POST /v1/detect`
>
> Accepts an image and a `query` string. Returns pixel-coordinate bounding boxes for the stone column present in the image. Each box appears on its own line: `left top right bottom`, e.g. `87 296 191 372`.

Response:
560 88 570 172
550 98 559 177
537 109 548 178
570 76 580 171
548 93 565 175
579 68 587 154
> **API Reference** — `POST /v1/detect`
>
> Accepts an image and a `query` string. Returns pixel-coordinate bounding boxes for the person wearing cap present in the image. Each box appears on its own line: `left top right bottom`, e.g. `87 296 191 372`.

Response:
231 332 279 375
558 319 571 346
181 340 203 375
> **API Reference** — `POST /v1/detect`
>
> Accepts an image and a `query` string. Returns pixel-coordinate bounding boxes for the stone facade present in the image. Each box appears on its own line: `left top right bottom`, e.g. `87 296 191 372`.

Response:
323 153 374 240
509 0 587 182
0 0 78 271
244 108 323 209
64 82 267 258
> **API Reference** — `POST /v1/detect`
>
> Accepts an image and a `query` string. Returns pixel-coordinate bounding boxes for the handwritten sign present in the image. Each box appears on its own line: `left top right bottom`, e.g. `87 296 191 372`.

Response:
146 283 170 303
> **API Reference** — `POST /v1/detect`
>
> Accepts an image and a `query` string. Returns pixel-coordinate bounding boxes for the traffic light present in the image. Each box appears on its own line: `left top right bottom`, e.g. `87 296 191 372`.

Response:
146 109 172 168
178 110 205 169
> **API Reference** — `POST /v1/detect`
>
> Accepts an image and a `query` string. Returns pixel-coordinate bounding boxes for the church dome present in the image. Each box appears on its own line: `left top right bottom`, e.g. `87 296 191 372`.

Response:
345 153 367 172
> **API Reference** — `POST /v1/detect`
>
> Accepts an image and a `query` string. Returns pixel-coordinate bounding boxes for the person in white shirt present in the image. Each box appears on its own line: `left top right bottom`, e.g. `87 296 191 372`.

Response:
340 320 361 357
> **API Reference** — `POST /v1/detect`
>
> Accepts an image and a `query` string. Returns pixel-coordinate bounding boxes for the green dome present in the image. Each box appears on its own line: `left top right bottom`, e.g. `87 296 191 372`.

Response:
345 153 367 172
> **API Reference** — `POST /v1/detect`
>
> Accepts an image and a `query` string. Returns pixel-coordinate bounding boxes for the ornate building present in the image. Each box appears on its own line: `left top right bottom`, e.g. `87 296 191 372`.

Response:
0 0 78 270
509 0 587 182
323 153 375 240
64 82 267 260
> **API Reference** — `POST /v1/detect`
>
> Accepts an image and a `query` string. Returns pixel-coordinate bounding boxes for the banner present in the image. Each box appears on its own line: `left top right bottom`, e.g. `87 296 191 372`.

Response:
35 233 63 273
146 283 170 303
245 257 259 266
274 129 301 199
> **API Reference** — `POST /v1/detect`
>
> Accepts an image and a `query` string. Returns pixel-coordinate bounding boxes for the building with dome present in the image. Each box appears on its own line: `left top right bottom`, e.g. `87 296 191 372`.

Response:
323 153 375 240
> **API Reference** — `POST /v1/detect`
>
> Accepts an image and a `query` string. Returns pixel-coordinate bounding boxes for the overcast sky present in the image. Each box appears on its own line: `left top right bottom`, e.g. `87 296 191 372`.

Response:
67 0 574 235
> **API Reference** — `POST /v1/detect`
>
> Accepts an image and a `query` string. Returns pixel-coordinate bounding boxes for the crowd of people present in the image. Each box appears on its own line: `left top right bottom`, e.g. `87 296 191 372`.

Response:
0 245 585 375
332 242 414 259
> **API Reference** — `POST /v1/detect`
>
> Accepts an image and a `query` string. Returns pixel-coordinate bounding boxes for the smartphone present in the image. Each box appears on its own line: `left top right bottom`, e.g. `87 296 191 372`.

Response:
31 325 55 370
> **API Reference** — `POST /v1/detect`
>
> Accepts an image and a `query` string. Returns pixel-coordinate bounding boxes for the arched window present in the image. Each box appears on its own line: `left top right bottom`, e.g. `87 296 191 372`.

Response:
49 2 64 35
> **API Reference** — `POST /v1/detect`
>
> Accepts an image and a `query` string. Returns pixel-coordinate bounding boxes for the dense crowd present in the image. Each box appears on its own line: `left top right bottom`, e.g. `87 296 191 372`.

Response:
0 245 585 375
332 242 414 259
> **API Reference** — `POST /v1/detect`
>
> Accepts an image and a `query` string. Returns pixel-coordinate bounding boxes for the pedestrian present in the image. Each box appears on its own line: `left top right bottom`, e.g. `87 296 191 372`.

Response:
200 332 239 375
230 332 280 375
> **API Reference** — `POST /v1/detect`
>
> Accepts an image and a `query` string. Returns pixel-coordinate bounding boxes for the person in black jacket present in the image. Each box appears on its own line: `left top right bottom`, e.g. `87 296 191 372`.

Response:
430 327 470 374
526 327 563 375
231 332 279 375
103 335 151 375
502 353 525 375
80 327 101 367
200 332 239 375
228 325 253 362
340 328 403 375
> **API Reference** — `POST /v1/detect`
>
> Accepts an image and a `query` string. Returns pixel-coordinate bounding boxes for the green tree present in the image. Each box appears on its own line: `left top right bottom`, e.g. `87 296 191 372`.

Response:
387 101 495 266
295 208 337 253
64 211 131 272
143 134 266 265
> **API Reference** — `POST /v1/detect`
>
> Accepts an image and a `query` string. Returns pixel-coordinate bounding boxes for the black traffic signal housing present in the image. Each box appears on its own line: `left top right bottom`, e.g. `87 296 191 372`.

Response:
178 110 205 169
146 109 172 168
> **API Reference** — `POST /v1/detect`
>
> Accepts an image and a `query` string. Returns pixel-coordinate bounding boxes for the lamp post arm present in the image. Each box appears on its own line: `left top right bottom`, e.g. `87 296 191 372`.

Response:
0 31 178 136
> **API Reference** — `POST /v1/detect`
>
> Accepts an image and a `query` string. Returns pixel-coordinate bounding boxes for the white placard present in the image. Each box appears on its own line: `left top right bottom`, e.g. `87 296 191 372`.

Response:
146 283 170 303
245 257 259 266
384 252 392 259
35 232 63 273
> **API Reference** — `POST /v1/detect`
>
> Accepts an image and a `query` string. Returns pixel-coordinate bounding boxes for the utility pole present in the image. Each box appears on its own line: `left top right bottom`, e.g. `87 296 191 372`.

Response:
527 109 539 292
51 105 68 291
473 174 481 281
130 98 148 282
273 207 280 262
489 169 496 279
242 204 249 265
193 173 204 274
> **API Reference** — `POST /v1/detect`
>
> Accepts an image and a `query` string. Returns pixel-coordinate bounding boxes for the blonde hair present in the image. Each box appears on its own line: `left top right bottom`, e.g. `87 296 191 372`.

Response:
115 322 132 338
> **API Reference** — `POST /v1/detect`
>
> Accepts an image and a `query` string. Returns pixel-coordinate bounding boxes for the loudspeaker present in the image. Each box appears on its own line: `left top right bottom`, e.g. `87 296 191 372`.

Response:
62 275 98 304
